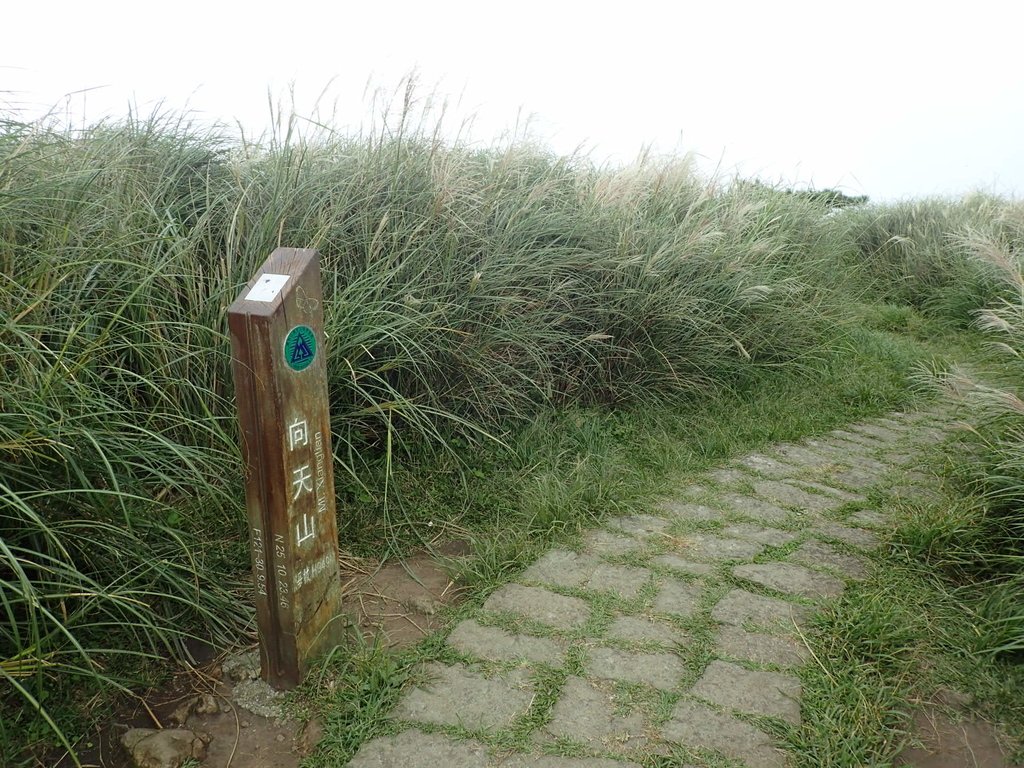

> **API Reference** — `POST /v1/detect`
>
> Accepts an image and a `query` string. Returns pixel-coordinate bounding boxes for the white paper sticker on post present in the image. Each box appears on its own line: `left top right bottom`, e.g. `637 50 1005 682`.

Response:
245 273 290 302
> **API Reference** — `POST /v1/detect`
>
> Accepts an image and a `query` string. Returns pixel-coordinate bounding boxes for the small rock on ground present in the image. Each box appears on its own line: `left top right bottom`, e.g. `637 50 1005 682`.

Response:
231 678 286 719
121 728 208 768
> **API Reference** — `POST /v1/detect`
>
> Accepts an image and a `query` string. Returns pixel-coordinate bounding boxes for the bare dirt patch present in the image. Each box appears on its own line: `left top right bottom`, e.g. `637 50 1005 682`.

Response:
339 541 467 649
49 544 466 768
896 689 1022 768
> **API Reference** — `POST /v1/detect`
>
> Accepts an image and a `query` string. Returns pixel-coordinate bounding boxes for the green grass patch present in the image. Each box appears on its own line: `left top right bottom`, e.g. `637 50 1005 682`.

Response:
794 546 1024 766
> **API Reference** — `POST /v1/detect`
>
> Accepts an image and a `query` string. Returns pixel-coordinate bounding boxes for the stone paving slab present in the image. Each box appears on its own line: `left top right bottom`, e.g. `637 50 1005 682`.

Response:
846 509 891 528
662 700 786 767
772 444 839 468
348 730 490 768
875 417 909 429
718 493 792 523
823 437 887 457
707 467 753 486
812 521 880 550
391 663 533 731
606 513 672 539
651 554 715 577
792 479 866 503
498 756 644 768
751 479 845 513
520 550 594 588
830 428 885 447
789 539 870 579
656 500 721 521
826 465 887 488
690 660 802 724
606 615 689 646
652 579 705 617
733 561 846 600
538 676 649 754
587 645 688 690
582 529 646 556
483 584 591 629
803 440 887 470
800 436 878 460
448 620 566 667
712 588 812 631
674 482 712 499
736 453 801 478
585 564 652 598
721 523 800 547
849 423 906 442
522 551 651 599
717 624 809 667
675 532 764 561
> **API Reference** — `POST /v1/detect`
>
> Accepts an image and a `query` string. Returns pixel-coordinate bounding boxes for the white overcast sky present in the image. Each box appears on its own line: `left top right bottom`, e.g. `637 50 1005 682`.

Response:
4 0 1023 201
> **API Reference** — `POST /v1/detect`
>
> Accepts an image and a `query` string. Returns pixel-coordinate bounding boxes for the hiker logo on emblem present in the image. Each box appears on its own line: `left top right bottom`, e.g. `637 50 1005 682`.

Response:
284 325 316 372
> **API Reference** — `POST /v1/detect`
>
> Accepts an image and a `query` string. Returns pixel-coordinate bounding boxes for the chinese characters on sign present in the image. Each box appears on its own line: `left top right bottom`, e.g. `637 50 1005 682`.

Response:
289 416 316 547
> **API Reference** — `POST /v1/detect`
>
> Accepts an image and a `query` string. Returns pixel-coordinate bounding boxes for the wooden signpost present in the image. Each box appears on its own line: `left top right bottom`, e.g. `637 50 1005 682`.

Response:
227 248 345 689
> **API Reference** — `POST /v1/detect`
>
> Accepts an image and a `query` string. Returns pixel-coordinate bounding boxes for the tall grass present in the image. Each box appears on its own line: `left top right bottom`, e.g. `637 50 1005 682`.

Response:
0 107 850 756
0 114 256 762
835 188 1024 654
926 219 1024 656
840 194 1024 321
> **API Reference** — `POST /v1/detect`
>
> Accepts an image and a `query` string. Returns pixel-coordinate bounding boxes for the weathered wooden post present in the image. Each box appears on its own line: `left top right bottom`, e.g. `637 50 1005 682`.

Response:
227 247 346 689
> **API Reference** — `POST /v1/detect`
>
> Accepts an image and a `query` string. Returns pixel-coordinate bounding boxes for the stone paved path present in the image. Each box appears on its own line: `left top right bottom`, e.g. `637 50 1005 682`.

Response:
346 409 952 767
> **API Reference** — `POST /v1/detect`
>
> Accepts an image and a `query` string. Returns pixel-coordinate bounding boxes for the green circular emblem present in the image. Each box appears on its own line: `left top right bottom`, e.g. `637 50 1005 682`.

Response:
283 325 317 372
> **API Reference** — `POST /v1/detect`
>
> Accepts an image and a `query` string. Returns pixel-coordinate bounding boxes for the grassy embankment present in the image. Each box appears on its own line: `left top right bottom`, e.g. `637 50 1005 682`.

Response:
1 109 1022 765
